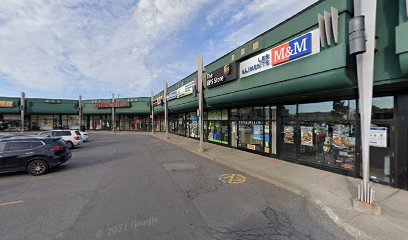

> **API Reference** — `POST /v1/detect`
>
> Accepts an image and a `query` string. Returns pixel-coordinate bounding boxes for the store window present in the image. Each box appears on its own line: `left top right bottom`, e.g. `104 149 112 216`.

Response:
207 109 228 144
37 115 57 130
280 105 297 159
187 112 198 138
176 113 185 136
68 115 79 129
370 96 394 184
238 106 267 153
280 100 357 172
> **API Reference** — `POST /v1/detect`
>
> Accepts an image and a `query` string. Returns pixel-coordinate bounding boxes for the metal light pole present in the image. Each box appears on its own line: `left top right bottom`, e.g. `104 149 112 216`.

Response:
164 80 169 139
151 91 154 135
112 93 115 132
78 95 82 130
20 92 25 133
104 90 115 132
198 54 205 152
353 0 377 206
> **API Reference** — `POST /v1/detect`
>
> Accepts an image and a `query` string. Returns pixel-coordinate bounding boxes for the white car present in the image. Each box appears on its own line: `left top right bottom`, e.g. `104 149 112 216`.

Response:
38 130 83 149
78 131 89 142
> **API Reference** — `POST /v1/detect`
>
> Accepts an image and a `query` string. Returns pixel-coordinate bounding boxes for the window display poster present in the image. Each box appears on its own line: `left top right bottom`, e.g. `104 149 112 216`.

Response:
284 126 294 144
369 127 387 148
247 144 256 150
221 109 228 120
301 126 313 146
208 110 221 120
332 125 351 149
253 124 263 140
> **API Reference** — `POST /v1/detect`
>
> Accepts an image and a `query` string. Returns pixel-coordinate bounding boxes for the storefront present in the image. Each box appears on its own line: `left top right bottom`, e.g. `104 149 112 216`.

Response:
82 97 151 131
159 0 408 189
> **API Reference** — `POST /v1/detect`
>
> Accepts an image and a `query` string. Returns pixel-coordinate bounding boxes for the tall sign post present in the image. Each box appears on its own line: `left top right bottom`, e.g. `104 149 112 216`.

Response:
352 0 380 213
112 93 115 132
151 91 155 135
164 80 169 139
20 92 25 133
78 95 83 130
198 54 204 152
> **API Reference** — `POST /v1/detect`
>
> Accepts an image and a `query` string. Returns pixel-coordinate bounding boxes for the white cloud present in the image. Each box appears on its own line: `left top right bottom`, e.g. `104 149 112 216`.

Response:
203 0 318 63
0 0 210 98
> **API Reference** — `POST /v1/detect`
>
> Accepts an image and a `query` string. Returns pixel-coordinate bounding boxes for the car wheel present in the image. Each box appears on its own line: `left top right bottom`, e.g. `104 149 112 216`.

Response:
27 159 49 176
67 141 74 149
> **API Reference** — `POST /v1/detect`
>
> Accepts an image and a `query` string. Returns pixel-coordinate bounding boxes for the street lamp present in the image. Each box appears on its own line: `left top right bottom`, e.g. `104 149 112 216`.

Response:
104 90 116 132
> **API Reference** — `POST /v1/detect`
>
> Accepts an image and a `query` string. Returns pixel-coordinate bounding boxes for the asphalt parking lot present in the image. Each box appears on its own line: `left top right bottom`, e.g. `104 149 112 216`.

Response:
0 133 353 240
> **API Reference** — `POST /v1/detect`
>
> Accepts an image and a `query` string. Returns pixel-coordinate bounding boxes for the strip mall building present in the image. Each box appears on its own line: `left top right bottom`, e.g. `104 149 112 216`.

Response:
1 0 407 189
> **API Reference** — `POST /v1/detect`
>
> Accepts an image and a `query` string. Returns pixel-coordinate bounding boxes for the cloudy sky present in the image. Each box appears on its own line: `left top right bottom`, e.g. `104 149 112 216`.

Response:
0 0 317 99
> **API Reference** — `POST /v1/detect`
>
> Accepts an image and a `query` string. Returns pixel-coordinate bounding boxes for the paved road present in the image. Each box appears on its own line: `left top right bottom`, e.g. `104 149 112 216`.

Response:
0 134 353 240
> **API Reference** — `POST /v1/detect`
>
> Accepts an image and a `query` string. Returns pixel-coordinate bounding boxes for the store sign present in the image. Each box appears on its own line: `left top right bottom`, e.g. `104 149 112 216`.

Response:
176 81 195 99
0 101 15 108
369 127 387 148
206 62 238 88
3 114 21 120
154 96 163 106
239 29 320 78
95 102 131 108
167 90 177 101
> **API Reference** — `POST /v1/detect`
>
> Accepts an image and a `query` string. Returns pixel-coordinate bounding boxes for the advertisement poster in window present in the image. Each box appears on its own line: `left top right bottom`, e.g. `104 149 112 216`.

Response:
301 126 313 146
332 125 352 149
208 110 221 120
221 109 228 120
284 126 294 144
253 124 263 140
369 127 387 148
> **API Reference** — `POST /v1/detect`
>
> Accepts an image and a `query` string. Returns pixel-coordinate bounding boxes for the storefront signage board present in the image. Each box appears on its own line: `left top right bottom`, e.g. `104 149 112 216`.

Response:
167 90 177 101
239 29 320 78
0 101 15 108
369 127 387 148
206 62 238 88
154 96 163 106
95 102 131 108
176 81 195 99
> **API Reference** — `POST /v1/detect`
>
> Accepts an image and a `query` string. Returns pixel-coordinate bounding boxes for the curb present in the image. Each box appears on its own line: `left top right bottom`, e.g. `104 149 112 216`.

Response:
152 134 372 240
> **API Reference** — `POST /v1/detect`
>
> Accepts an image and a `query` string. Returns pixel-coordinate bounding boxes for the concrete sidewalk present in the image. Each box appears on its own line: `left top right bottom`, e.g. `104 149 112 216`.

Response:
144 132 407 240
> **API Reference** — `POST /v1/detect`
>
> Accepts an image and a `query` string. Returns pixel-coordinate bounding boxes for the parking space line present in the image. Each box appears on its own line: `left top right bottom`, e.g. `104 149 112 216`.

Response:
0 200 24 207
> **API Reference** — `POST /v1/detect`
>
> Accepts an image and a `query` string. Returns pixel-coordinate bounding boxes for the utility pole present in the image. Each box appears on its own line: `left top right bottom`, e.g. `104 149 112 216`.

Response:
352 0 380 213
151 91 154 135
112 93 115 132
198 54 204 152
20 92 25 133
164 80 169 139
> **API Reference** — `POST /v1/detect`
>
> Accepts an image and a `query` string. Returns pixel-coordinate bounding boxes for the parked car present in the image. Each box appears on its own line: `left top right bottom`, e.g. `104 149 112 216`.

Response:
0 136 71 175
37 130 82 149
79 131 89 142
0 133 14 139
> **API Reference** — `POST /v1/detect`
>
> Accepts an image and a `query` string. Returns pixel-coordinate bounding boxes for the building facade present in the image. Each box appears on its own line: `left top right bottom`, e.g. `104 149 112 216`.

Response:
1 0 407 189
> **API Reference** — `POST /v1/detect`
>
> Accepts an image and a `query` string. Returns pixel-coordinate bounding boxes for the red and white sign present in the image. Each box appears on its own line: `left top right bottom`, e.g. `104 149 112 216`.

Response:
95 102 130 108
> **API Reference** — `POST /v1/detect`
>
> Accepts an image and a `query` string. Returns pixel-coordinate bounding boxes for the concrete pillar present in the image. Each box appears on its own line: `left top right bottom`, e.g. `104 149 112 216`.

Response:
151 91 154 135
198 54 204 152
164 80 169 139
20 92 25 133
353 0 379 209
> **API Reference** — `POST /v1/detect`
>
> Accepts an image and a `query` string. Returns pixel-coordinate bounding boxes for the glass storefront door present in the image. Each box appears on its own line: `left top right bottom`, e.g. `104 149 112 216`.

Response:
369 96 394 184
280 105 297 159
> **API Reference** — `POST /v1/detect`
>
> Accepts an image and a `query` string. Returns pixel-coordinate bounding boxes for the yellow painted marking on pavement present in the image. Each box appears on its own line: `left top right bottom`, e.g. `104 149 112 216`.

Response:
0 200 24 207
219 174 246 184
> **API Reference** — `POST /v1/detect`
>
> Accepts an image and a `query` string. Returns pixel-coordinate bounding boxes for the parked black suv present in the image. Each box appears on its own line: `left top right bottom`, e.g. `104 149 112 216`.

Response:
0 136 71 175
